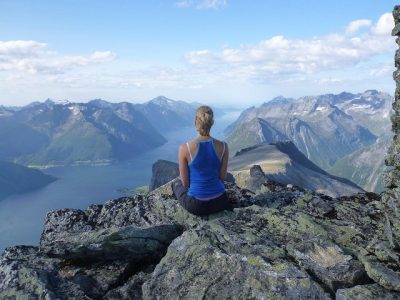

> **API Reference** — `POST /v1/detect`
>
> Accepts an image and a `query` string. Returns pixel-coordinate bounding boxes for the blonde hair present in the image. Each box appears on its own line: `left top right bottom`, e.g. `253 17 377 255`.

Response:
195 106 214 136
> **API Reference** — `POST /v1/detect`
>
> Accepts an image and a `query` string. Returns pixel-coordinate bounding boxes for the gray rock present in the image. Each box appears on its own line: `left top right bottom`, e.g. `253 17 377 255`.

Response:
142 219 331 299
336 283 400 300
103 271 152 300
3 179 400 299
148 160 179 192
41 224 184 263
287 239 368 292
1 224 183 299
244 164 267 192
384 5 400 278
360 256 400 292
40 208 94 247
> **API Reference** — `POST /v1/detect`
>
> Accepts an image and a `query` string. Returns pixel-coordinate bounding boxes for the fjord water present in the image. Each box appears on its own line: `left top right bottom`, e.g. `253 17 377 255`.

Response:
0 111 240 253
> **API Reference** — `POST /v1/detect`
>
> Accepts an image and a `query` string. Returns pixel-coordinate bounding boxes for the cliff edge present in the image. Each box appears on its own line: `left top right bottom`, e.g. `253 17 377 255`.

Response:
1 173 399 299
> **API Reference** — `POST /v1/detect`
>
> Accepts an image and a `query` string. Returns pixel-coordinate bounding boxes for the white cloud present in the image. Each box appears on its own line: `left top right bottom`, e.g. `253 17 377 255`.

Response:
175 0 227 9
316 77 345 84
345 19 371 35
90 51 116 62
0 12 396 106
368 63 395 77
372 13 394 35
184 12 396 83
0 40 46 56
0 41 116 74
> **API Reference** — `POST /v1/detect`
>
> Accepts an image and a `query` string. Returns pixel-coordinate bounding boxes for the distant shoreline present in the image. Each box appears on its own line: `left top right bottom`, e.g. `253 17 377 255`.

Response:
26 160 116 169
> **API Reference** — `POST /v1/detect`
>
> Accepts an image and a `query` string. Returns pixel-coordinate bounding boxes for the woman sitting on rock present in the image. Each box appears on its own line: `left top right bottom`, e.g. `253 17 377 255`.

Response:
171 105 233 216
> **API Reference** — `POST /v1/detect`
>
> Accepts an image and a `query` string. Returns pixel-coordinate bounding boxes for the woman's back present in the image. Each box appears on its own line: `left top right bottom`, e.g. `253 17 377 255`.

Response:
172 105 232 216
186 138 226 199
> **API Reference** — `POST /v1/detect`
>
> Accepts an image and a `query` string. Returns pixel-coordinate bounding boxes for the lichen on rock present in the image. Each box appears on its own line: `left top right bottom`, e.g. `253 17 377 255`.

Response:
1 171 400 299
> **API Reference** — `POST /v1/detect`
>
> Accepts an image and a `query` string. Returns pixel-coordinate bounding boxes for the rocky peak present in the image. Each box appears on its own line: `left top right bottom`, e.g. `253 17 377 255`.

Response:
1 169 400 298
148 159 179 192
264 96 294 106
88 98 113 108
148 96 175 106
44 98 55 106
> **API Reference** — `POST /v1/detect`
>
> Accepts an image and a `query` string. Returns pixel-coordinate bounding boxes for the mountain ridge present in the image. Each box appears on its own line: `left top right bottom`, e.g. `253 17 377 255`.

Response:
228 141 364 197
225 90 391 172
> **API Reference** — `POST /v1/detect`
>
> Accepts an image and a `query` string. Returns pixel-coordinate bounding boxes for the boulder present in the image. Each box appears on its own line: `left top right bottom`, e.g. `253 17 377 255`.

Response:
148 160 179 192
142 219 330 299
1 224 183 299
336 283 400 300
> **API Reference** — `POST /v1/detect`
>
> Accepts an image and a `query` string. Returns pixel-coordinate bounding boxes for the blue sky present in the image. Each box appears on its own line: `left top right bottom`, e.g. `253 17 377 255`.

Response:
0 0 398 107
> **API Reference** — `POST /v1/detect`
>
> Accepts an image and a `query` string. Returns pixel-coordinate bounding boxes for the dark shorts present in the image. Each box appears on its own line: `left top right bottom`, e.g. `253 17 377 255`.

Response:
172 179 234 216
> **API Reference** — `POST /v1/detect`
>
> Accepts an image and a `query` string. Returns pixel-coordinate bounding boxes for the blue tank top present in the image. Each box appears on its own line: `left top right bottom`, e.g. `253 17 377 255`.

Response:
187 138 226 199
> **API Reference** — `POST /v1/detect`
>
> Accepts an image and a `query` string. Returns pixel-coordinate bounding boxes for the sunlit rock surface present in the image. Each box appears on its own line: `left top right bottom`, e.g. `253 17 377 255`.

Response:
1 173 399 299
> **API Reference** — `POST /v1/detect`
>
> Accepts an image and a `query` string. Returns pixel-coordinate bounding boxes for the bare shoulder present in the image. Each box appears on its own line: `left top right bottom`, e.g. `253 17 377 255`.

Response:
182 139 197 148
212 138 227 148
212 138 228 157
178 143 186 151
179 140 197 153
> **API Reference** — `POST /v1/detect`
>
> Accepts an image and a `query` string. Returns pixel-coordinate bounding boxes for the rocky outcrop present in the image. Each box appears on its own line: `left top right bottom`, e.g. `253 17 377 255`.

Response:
383 4 400 267
336 284 400 299
148 160 179 191
0 228 183 299
1 172 400 298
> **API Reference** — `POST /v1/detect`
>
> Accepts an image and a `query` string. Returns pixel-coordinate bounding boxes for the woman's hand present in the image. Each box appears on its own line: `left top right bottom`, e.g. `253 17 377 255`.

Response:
178 143 190 188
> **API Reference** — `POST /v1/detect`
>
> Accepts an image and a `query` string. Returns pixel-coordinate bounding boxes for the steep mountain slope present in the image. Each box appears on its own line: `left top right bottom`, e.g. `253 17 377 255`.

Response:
225 117 287 155
225 90 391 170
0 105 13 117
0 161 56 199
328 134 392 193
228 141 364 197
0 118 49 161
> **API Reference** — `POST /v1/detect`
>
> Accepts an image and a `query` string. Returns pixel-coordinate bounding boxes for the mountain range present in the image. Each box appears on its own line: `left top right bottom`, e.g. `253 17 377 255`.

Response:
0 96 198 167
224 90 393 192
1 91 393 192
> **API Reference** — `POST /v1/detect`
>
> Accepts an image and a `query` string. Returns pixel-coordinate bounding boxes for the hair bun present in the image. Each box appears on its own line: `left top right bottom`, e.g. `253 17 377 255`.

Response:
195 105 214 136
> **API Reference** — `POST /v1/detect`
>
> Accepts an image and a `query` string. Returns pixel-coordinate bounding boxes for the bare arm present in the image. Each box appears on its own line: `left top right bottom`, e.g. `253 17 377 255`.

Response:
178 144 190 188
219 142 229 181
